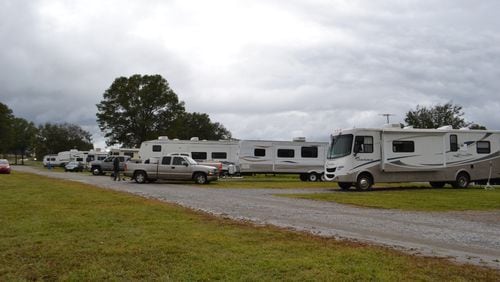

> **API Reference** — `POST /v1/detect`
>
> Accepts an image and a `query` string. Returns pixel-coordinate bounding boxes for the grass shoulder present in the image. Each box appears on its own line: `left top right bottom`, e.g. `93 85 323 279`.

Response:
1 171 499 280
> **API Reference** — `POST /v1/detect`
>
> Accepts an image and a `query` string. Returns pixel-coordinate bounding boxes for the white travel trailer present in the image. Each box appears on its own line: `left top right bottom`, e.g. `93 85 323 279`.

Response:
43 150 83 167
109 148 140 159
324 125 500 190
239 139 328 181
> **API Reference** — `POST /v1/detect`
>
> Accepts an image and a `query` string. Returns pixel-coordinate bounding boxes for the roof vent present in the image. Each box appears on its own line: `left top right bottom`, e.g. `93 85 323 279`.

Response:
437 125 453 130
383 123 401 128
293 137 306 142
158 136 169 140
190 137 199 141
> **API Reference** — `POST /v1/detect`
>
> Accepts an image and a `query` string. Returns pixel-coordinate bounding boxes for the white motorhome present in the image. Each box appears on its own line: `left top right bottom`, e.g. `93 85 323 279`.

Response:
324 125 500 190
239 139 328 181
43 150 84 167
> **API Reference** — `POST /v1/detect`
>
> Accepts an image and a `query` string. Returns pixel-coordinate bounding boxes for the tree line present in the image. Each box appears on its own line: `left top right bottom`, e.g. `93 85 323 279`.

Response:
0 73 487 163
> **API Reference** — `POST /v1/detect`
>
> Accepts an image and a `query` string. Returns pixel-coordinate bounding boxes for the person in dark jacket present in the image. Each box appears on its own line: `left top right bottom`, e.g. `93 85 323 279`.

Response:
113 157 121 181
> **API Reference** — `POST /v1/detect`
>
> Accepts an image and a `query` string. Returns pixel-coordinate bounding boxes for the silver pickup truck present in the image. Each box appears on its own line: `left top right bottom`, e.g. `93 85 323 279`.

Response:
124 155 218 184
89 156 130 175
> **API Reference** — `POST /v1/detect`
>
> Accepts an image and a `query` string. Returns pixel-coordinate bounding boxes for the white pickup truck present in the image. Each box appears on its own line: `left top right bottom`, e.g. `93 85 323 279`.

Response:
124 155 219 184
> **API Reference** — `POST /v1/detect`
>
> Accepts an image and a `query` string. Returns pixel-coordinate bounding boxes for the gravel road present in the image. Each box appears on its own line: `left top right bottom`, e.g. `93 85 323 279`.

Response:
14 166 500 269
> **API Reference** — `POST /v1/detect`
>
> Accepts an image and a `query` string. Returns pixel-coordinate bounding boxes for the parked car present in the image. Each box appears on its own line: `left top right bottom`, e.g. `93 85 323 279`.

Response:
64 161 84 172
0 159 11 174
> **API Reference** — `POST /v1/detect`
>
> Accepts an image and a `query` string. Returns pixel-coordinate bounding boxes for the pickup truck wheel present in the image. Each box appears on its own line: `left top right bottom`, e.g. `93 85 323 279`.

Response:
91 167 102 176
194 172 208 184
134 171 147 184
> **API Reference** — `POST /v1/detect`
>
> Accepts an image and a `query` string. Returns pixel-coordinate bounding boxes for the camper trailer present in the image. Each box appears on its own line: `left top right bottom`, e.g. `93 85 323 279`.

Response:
324 125 500 190
43 150 84 167
239 139 328 181
109 148 140 159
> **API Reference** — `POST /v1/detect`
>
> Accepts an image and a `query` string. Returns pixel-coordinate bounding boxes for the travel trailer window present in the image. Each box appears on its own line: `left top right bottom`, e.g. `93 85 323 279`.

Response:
161 157 171 165
192 152 207 160
254 149 266 157
393 141 414 153
354 136 373 153
212 152 227 159
277 149 295 158
477 141 490 154
450 135 458 152
301 146 318 158
152 145 161 152
327 134 353 159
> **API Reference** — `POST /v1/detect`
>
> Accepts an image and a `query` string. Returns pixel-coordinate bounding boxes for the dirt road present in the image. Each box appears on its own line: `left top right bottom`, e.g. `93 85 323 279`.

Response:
14 166 500 269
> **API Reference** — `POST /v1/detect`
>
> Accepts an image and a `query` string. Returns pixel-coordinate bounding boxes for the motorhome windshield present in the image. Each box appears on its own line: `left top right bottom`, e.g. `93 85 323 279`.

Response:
327 134 353 159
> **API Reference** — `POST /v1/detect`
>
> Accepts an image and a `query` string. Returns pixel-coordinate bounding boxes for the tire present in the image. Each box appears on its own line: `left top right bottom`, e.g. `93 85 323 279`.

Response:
338 182 352 190
91 166 102 176
194 172 208 184
299 174 308 182
452 172 470 189
429 181 445 188
308 173 319 182
356 173 373 190
134 171 147 184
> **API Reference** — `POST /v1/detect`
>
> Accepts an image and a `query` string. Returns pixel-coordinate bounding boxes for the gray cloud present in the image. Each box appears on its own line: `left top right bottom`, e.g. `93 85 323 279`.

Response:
1 0 500 148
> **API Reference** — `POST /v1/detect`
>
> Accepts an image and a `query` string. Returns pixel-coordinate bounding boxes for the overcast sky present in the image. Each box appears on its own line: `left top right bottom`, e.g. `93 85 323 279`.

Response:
1 0 500 149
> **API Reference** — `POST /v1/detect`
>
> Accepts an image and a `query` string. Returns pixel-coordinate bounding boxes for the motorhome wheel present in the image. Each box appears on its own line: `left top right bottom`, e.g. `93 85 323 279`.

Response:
429 181 445 188
308 173 318 182
452 172 470 189
338 182 352 190
356 173 373 190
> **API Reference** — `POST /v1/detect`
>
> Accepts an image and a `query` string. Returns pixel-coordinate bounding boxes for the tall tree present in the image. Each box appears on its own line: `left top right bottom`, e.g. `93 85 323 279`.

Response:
97 74 232 147
9 118 37 164
0 102 14 155
405 102 485 129
36 123 93 160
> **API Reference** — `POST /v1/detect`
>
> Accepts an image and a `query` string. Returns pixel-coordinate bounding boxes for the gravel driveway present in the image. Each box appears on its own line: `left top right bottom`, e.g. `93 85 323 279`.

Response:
14 166 500 269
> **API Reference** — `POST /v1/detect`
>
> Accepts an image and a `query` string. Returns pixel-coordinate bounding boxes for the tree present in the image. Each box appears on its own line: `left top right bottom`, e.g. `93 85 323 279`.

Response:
36 123 93 160
0 102 14 155
9 118 37 164
405 102 485 129
96 74 232 147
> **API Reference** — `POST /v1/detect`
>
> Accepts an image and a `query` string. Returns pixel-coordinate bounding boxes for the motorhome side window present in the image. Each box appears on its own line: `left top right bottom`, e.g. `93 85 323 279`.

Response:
354 136 373 153
254 149 266 157
393 141 414 153
476 141 490 154
301 146 318 158
450 135 458 152
211 152 227 159
277 149 294 158
152 145 161 152
191 152 207 160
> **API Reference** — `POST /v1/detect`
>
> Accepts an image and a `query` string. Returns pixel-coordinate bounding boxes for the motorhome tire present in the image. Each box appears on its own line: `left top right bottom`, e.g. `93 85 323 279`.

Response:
338 182 352 190
356 173 373 190
299 174 308 181
134 171 147 184
194 172 208 184
91 166 102 175
452 172 470 189
308 173 319 182
429 181 445 188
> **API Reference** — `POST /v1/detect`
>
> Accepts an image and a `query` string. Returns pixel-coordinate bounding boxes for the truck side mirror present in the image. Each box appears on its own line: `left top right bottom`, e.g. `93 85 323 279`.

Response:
182 161 188 167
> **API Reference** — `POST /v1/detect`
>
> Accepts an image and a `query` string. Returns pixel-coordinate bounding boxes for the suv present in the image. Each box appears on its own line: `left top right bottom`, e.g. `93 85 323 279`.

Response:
89 156 130 175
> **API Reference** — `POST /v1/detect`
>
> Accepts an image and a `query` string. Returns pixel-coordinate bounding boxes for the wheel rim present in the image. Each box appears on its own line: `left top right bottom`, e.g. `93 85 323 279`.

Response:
458 176 468 188
309 174 317 182
358 177 371 190
136 173 145 183
196 175 206 184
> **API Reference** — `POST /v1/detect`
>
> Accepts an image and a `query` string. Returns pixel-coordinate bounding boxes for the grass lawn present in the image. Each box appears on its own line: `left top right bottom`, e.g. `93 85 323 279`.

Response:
1 172 499 280
282 186 500 211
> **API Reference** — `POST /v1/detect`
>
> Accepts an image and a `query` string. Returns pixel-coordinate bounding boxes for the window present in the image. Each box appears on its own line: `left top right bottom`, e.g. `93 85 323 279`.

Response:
254 148 266 157
277 149 295 158
354 136 374 153
477 141 490 154
161 156 171 165
393 141 414 153
211 152 227 159
172 156 184 165
76 157 83 162
450 135 458 152
191 152 207 160
301 146 318 158
152 145 161 152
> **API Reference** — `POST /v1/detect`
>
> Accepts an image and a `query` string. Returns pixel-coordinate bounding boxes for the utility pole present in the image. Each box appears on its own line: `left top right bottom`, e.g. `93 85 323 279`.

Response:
380 113 395 124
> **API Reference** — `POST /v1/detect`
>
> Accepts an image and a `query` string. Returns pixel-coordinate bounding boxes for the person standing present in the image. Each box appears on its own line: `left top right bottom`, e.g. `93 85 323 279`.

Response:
113 157 121 181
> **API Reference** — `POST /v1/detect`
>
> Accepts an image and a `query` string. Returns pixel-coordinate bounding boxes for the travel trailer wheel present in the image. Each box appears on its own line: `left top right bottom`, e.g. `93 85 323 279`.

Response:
356 173 373 190
429 181 445 188
299 174 308 181
134 171 147 184
308 173 319 182
452 172 470 189
338 182 352 190
194 172 208 184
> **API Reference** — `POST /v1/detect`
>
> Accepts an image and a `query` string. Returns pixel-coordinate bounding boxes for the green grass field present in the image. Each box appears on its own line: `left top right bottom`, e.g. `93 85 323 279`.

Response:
281 186 500 211
1 171 499 280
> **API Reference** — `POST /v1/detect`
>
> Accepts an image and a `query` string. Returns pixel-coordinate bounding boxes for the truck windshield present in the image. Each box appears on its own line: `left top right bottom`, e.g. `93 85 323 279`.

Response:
327 134 353 159
185 157 198 165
